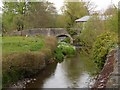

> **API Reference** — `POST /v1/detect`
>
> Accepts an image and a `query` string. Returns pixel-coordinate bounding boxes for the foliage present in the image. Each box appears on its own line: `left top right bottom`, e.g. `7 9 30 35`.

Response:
75 6 118 54
0 14 1 33
54 47 64 63
62 37 70 43
74 16 104 54
84 16 105 32
2 36 57 86
44 36 57 51
92 32 117 70
55 14 66 28
67 28 78 36
2 2 27 33
58 42 76 55
105 7 118 33
27 2 57 28
3 52 45 86
54 42 76 63
104 5 117 15
2 1 58 34
62 1 89 36
119 8 120 45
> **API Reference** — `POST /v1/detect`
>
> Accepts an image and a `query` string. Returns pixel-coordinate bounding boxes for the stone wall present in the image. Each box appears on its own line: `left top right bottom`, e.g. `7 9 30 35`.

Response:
92 48 119 89
106 48 120 88
9 28 68 36
8 28 74 43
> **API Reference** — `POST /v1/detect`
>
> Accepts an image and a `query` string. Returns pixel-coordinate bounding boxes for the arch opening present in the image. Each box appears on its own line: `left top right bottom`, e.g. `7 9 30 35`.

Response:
56 34 73 44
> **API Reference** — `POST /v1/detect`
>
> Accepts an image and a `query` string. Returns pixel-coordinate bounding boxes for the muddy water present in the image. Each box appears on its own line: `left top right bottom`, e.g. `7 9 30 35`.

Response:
25 53 96 88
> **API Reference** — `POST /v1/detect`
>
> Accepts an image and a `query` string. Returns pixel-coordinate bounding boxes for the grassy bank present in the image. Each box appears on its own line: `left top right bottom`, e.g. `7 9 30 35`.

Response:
2 36 45 53
2 36 57 87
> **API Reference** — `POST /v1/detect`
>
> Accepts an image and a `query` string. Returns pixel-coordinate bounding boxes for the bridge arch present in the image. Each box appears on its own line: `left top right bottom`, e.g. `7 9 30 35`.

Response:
56 34 73 44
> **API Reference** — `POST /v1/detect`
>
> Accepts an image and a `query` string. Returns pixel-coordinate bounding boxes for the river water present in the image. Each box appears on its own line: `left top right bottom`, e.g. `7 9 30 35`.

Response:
25 52 96 88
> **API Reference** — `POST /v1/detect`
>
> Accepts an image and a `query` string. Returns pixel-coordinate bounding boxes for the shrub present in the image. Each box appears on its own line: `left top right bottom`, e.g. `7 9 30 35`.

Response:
54 48 64 63
54 42 76 63
58 42 76 55
62 37 70 43
67 28 77 36
2 52 46 86
92 32 117 70
44 36 57 51
73 16 105 54
2 36 57 87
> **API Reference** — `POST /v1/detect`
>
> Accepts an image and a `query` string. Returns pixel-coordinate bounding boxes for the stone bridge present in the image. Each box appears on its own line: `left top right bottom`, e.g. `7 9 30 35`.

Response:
10 28 73 43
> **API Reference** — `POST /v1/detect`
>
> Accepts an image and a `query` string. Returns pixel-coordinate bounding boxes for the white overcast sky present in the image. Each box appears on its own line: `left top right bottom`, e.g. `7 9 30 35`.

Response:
0 0 119 13
48 0 119 13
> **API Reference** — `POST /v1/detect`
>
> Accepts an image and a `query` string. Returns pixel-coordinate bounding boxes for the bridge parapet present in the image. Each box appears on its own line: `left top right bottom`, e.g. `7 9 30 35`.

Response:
10 28 69 36
9 28 73 43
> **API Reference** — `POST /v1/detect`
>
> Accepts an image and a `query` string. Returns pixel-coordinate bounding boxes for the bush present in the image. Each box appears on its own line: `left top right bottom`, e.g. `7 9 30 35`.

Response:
67 28 77 36
2 52 46 86
62 37 70 43
54 42 76 63
73 16 105 54
92 32 117 70
44 36 57 51
2 36 57 87
58 42 76 55
54 48 64 63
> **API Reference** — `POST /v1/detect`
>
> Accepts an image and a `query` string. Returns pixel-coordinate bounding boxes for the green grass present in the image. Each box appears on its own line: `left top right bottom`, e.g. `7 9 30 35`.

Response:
2 36 57 87
2 36 45 53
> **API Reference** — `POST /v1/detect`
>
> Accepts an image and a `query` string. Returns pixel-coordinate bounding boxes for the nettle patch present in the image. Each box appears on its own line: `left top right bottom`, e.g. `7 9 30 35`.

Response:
92 32 117 70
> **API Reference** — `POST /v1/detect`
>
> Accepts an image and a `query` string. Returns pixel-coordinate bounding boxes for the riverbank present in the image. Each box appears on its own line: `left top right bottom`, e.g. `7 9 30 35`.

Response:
2 36 57 87
13 52 96 88
106 48 119 88
92 49 118 89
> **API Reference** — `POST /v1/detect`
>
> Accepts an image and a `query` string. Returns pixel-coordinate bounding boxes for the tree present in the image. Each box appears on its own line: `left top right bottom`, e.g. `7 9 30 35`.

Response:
2 1 58 34
63 1 89 27
2 2 28 34
55 14 66 28
75 16 105 54
22 1 57 28
0 14 2 35
62 1 89 36
105 6 118 33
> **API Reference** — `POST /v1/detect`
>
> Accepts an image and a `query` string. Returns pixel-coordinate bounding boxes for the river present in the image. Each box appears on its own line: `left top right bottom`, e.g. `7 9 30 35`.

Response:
25 52 96 88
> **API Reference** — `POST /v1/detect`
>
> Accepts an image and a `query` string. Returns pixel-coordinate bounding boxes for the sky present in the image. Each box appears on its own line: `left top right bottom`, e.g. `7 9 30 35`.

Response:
48 0 119 14
0 0 119 13
0 0 2 13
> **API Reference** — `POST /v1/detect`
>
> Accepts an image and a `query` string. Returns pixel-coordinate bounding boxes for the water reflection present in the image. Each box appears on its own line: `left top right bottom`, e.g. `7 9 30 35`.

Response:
26 53 96 88
43 63 67 88
25 63 57 88
61 53 95 88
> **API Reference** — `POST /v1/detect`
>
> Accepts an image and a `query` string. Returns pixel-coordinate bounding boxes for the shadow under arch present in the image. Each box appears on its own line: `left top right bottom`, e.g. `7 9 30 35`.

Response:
56 34 73 44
